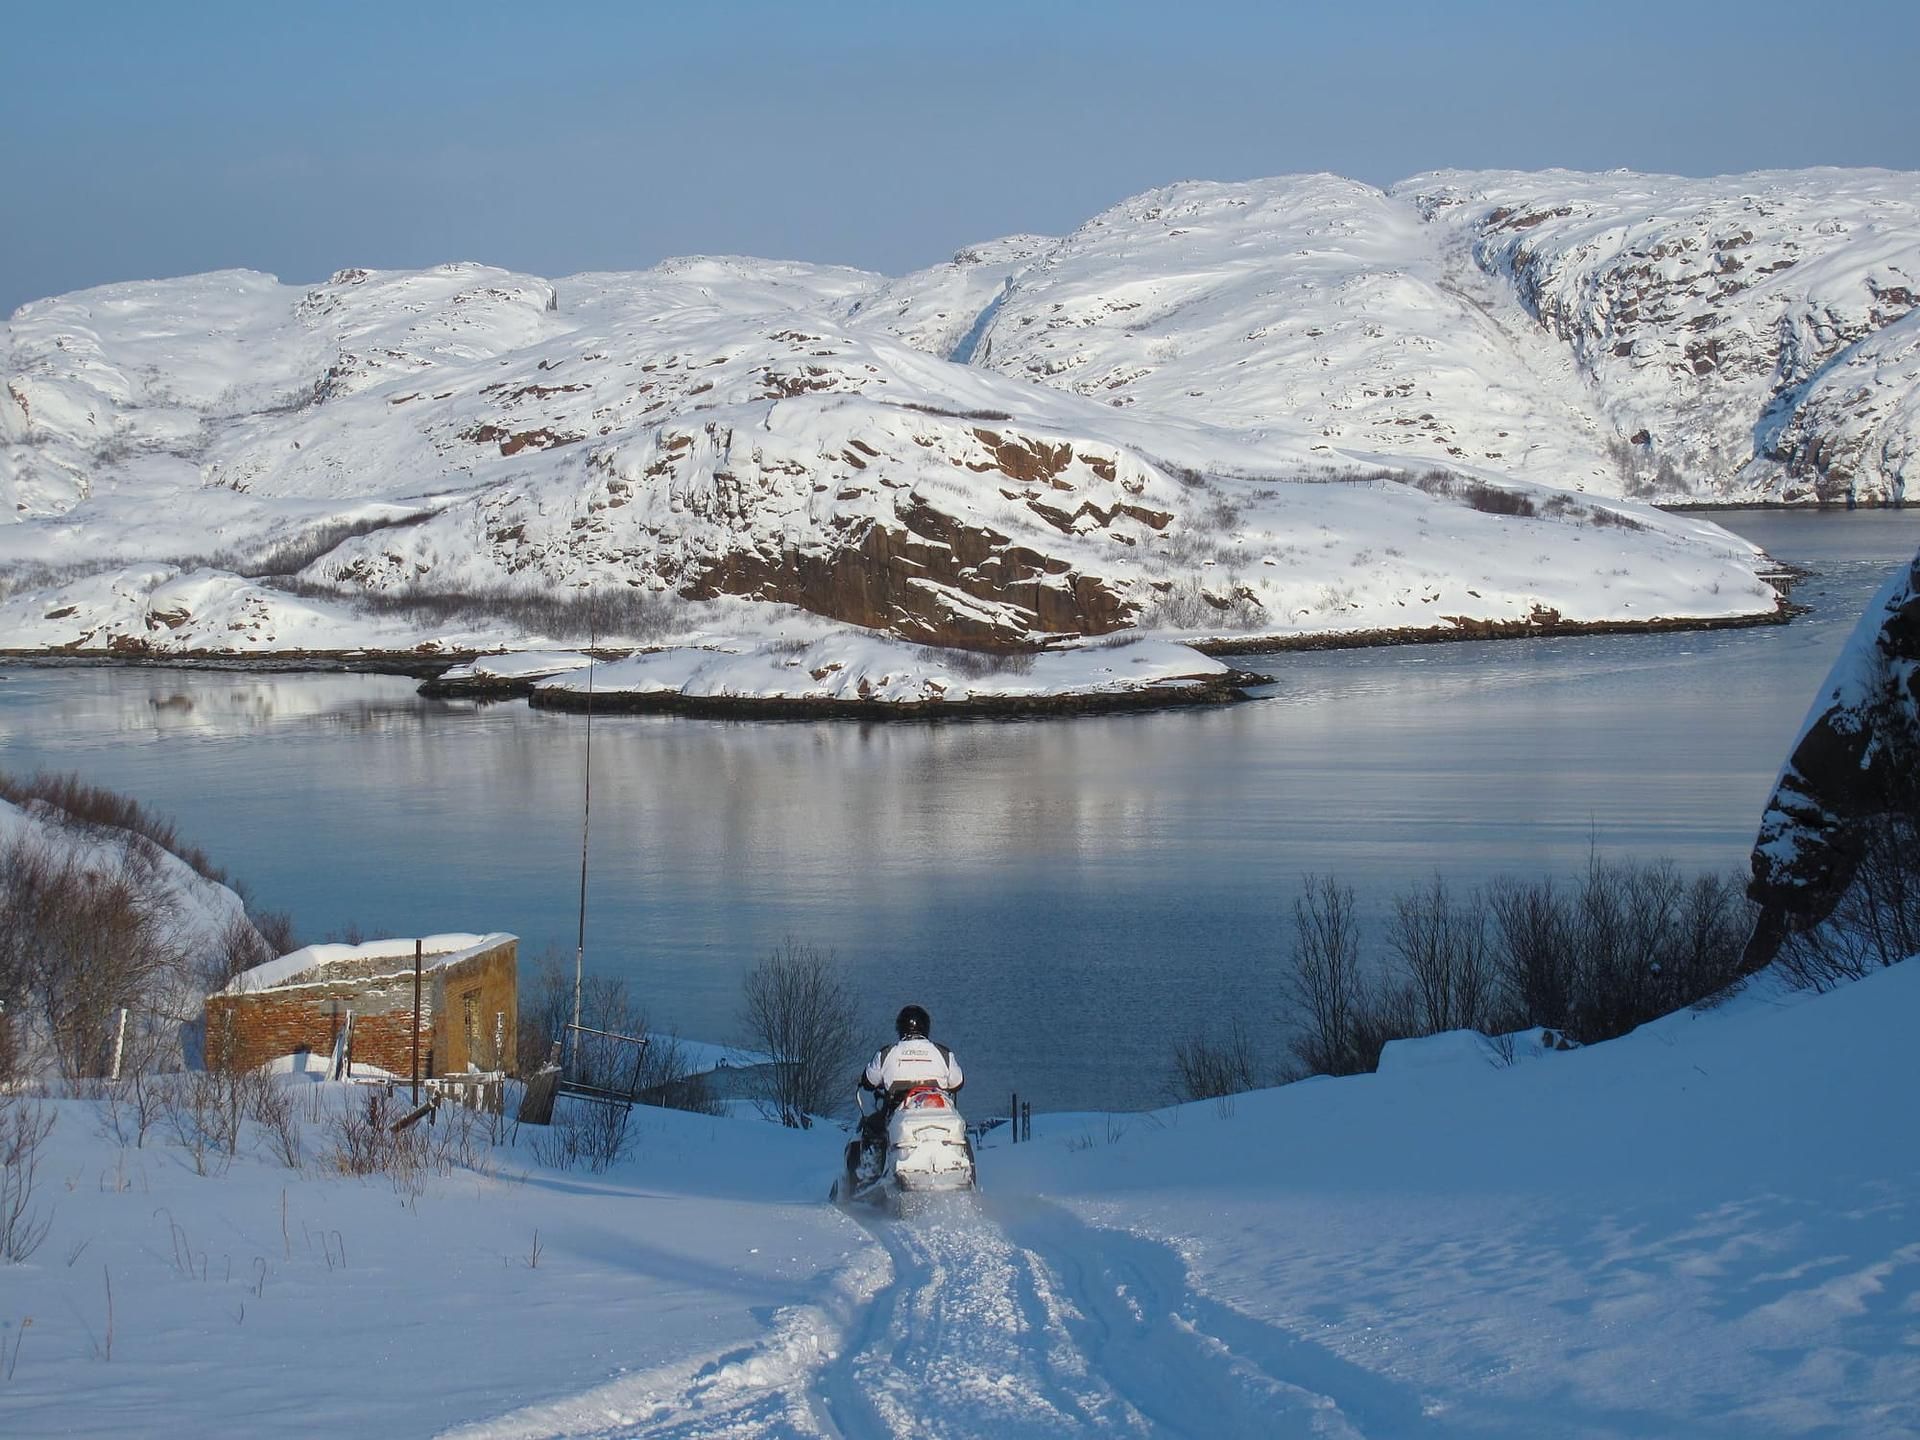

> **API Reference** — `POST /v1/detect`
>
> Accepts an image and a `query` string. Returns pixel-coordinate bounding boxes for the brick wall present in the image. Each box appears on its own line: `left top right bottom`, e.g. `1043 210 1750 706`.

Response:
430 943 518 1074
206 937 517 1077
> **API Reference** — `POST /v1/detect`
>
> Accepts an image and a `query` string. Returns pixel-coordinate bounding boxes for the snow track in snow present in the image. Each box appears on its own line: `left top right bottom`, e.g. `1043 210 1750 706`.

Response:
452 1195 1429 1439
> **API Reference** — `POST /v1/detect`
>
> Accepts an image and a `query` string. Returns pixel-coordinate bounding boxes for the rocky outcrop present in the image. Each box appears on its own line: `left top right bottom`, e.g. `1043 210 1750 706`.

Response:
1745 548 1920 965
1406 170 1920 501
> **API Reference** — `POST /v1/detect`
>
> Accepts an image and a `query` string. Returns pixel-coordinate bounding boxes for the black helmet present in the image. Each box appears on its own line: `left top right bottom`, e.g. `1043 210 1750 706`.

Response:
896 1005 931 1039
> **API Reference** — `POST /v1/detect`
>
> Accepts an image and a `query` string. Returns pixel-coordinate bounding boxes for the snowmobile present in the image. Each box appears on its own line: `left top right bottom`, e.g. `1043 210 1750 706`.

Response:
834 1082 977 1213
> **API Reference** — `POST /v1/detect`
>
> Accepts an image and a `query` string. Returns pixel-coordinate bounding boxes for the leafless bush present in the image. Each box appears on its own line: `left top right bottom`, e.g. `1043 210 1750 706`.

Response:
1136 578 1264 632
213 512 430 578
0 833 188 1079
518 954 642 1076
741 938 858 1128
631 1034 725 1117
1489 878 1571 1029
262 577 684 644
0 1095 56 1263
915 645 1037 678
250 909 299 960
1777 813 1920 991
516 949 573 1076
1282 859 1752 1079
159 1069 248 1176
0 558 127 602
892 401 1012 422
1169 1019 1259 1102
206 914 274 995
1284 876 1378 1077
323 1087 445 1193
0 770 223 884
249 1079 302 1170
1408 469 1537 518
1389 876 1506 1035
531 1095 633 1171
1485 859 1750 1043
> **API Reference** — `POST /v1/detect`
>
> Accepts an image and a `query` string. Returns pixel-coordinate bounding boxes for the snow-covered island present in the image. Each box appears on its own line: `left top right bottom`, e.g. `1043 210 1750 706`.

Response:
7 167 1916 708
525 635 1262 718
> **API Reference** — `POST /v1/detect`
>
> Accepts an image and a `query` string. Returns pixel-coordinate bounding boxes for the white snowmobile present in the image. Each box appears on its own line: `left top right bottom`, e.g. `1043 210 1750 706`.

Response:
835 1081 977 1212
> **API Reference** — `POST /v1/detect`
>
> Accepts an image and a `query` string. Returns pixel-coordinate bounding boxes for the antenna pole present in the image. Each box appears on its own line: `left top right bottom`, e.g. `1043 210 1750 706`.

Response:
573 592 596 1052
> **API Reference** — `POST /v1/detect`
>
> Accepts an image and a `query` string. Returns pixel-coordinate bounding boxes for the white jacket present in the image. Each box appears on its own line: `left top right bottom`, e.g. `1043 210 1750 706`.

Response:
860 1035 963 1097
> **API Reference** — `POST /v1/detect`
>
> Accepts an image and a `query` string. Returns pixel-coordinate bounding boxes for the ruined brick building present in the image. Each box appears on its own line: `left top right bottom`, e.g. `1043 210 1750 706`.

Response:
205 933 517 1076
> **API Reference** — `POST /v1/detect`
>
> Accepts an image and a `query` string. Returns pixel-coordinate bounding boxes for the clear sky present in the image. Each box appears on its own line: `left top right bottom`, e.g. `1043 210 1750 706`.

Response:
4 0 1915 315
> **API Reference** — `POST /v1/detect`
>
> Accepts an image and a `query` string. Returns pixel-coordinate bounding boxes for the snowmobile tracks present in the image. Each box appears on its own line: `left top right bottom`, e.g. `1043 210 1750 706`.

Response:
452 1196 1438 1439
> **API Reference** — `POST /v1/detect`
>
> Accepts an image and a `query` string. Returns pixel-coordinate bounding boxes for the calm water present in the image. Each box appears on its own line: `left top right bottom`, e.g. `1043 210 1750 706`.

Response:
3 510 1917 1112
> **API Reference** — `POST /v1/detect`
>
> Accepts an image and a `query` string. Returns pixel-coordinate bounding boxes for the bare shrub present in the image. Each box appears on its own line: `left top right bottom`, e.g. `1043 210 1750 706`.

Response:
0 1095 56 1263
324 1087 432 1191
1489 877 1573 1029
632 1034 725 1117
516 949 573 1076
1169 1019 1259 1102
915 645 1037 678
1487 859 1751 1043
1389 876 1505 1035
530 1096 632 1172
1136 578 1264 632
741 938 858 1128
113 1016 173 1148
214 511 431 578
159 1070 247 1176
206 914 275 995
1283 859 1753 1081
263 577 683 645
1283 876 1375 1077
1777 813 1920 990
0 771 223 885
249 1079 302 1170
250 909 299 961
0 834 188 1078
1408 469 1538 518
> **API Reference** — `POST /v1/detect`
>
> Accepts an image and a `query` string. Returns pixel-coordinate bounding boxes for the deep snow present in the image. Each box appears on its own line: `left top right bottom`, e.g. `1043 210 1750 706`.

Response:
5 958 1915 1438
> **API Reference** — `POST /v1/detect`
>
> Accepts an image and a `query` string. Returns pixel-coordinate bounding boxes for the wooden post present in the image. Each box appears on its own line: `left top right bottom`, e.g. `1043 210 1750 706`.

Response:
1010 1092 1018 1144
412 939 423 1104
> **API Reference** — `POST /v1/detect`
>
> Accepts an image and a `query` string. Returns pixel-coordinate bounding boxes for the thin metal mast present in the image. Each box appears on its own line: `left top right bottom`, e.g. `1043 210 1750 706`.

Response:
572 594 596 1049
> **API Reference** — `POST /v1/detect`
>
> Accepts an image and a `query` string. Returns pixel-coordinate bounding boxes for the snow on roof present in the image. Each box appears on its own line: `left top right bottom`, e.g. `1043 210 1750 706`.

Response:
221 932 514 994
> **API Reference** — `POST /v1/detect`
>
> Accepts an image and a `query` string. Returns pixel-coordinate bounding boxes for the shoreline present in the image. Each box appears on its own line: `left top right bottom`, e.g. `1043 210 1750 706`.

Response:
524 671 1266 721
0 600 1794 716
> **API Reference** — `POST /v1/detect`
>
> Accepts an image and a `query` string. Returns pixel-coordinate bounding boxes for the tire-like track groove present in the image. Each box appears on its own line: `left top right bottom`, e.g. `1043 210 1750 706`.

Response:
480 1193 1448 1438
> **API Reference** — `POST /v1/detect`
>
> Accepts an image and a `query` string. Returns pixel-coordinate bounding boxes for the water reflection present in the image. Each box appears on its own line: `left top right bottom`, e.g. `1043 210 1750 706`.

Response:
2 511 1916 1110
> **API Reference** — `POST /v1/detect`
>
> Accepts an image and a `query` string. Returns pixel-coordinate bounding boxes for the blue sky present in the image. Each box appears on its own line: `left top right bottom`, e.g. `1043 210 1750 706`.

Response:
3 0 1915 314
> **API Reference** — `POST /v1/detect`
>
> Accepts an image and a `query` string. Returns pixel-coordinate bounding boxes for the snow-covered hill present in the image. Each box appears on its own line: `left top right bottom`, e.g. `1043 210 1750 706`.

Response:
1407 168 1920 503
8 165 1915 667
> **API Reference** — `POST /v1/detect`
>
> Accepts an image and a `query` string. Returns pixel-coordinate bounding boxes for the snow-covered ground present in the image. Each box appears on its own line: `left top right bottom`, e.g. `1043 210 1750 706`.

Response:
7 957 1915 1438
16 167 1911 672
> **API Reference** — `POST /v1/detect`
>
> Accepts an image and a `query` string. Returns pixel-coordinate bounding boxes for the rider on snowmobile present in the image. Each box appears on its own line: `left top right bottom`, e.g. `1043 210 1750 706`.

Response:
851 1004 963 1165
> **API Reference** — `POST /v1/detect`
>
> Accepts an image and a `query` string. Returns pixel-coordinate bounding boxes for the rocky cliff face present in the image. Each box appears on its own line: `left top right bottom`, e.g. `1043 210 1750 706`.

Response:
1405 170 1920 502
1747 548 1920 963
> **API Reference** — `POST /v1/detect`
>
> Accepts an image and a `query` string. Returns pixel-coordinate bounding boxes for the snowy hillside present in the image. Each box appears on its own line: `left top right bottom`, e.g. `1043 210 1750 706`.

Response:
5 958 1915 1437
10 165 1917 668
1407 168 1920 503
0 790 261 1073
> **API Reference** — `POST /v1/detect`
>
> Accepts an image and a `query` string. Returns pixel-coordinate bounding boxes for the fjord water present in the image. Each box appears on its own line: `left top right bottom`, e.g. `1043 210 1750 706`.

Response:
4 511 1916 1113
